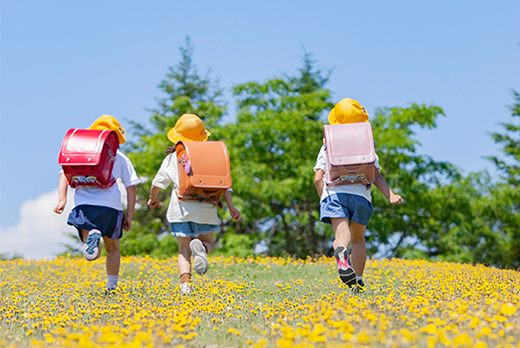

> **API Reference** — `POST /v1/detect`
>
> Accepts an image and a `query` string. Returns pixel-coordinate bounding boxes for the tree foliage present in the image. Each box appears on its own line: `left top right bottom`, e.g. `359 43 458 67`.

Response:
366 104 460 258
123 39 520 269
123 38 227 257
221 52 334 258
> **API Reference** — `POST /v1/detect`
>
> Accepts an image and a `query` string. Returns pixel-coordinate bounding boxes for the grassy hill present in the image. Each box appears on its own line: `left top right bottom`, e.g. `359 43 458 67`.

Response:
1 255 519 347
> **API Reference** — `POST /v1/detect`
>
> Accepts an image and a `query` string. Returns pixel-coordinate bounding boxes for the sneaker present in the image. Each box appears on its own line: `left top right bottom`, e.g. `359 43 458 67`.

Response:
334 246 356 286
83 229 102 261
190 239 208 275
180 283 191 295
104 288 116 297
352 279 366 294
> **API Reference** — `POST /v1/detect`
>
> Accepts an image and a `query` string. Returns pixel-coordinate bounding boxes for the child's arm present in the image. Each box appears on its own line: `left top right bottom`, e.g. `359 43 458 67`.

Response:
123 185 137 231
222 190 243 222
314 169 325 199
373 169 403 205
148 185 162 211
53 173 68 214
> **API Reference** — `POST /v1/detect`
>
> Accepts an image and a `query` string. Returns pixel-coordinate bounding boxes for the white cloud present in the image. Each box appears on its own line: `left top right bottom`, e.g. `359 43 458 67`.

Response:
0 189 79 259
0 180 130 260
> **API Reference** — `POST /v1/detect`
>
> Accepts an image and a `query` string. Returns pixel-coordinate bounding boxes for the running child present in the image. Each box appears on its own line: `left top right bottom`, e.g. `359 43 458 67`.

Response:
314 98 403 292
147 113 243 294
54 115 140 293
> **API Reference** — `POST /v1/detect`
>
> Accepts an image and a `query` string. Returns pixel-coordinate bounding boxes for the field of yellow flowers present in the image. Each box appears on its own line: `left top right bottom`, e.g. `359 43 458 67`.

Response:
1 255 519 348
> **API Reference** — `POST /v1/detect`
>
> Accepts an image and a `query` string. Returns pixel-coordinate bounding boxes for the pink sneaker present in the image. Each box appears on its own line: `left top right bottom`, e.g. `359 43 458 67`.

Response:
334 246 356 286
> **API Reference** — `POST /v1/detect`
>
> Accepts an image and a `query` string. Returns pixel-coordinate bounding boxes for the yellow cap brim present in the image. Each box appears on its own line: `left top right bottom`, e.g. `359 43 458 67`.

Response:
328 107 339 125
167 127 210 143
88 124 126 144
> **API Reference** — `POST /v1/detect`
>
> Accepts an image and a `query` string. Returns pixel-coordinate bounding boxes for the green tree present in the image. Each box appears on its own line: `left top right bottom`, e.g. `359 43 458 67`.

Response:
371 91 520 269
489 90 520 186
123 38 227 257
406 91 520 268
365 104 463 258
482 90 520 268
222 53 334 258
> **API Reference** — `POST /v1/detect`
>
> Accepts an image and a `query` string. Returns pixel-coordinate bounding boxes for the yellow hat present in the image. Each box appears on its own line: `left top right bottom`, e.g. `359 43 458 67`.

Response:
167 114 210 143
88 115 126 144
328 98 369 124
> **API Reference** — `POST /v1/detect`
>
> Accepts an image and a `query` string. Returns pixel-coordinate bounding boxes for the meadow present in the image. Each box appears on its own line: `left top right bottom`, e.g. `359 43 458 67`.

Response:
0 255 519 348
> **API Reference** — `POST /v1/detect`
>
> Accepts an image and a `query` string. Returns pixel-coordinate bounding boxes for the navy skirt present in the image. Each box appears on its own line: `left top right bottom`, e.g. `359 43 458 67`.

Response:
67 205 124 240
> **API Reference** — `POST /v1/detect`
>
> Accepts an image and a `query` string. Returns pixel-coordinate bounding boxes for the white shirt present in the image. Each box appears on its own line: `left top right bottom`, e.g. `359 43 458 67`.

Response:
152 153 220 224
73 150 141 211
313 145 381 203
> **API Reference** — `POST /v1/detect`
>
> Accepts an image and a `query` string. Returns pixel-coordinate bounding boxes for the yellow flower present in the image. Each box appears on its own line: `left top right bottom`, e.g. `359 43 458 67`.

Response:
420 324 437 335
44 334 55 343
500 303 517 316
453 333 472 346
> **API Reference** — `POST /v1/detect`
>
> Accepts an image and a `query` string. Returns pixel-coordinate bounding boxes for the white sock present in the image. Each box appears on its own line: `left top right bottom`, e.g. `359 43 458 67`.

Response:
107 275 118 289
356 276 363 282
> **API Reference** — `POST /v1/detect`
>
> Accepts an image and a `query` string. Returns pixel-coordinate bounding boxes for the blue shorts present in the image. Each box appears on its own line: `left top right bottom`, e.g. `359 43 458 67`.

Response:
169 222 220 238
320 193 373 226
67 205 124 241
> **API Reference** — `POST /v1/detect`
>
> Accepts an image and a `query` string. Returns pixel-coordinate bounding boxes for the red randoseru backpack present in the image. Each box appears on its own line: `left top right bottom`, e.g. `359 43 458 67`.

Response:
58 129 119 188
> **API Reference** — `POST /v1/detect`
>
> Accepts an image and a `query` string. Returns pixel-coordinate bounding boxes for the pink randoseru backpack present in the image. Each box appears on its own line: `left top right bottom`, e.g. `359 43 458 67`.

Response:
323 122 376 188
58 129 120 189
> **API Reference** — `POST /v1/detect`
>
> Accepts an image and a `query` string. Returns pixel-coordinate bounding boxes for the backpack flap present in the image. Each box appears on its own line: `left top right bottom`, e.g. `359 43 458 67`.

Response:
58 129 119 188
323 122 376 187
175 141 232 204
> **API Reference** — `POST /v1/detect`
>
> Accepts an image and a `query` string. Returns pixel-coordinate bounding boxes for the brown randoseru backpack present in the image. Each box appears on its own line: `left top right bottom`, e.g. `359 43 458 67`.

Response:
58 129 119 188
323 122 377 189
174 141 232 205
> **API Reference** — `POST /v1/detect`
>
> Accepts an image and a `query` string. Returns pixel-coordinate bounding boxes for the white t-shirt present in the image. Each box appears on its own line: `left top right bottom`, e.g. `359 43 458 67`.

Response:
313 145 381 203
152 153 220 225
73 150 141 211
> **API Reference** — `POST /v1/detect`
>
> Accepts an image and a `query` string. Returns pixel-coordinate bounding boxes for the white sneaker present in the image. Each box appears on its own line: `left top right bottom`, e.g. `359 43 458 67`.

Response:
189 239 208 275
83 229 102 261
180 283 191 295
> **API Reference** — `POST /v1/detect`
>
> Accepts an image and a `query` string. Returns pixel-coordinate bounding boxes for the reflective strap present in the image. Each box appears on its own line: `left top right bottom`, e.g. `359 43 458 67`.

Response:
326 174 371 188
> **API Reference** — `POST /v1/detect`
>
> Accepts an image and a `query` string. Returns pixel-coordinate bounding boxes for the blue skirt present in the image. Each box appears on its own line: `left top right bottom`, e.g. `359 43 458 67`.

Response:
67 205 124 240
320 193 373 226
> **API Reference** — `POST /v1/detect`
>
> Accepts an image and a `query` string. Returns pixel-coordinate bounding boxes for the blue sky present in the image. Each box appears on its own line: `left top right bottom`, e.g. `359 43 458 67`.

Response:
1 1 519 257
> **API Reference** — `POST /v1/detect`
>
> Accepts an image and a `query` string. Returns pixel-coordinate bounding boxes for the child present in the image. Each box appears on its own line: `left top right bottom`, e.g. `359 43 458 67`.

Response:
54 115 140 293
147 113 243 295
314 98 403 292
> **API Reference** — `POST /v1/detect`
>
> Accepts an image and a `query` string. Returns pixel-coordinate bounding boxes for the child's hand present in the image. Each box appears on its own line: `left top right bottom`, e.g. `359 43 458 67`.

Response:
229 207 244 222
147 198 161 211
123 216 132 231
53 201 66 214
389 193 404 205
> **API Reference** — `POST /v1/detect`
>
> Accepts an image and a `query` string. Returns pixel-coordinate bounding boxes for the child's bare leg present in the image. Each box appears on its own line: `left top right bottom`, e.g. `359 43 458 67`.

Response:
177 236 192 294
103 237 120 276
103 237 120 290
177 237 192 275
330 218 356 286
79 229 89 243
197 231 214 253
331 218 351 250
349 222 367 277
